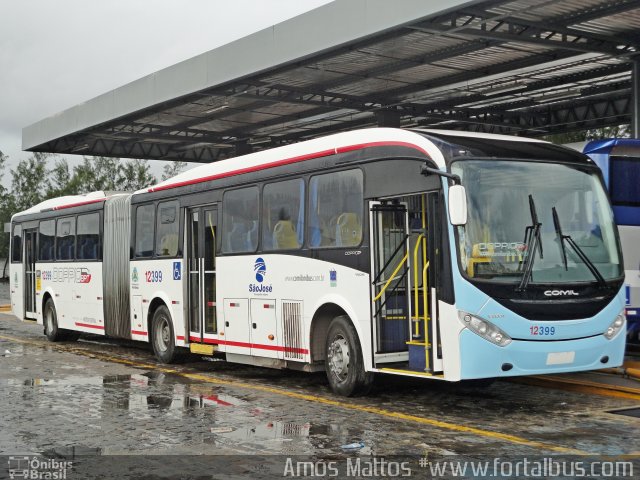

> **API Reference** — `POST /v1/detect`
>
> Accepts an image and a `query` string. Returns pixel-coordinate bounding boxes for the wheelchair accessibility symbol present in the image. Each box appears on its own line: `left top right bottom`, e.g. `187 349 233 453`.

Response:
173 261 182 280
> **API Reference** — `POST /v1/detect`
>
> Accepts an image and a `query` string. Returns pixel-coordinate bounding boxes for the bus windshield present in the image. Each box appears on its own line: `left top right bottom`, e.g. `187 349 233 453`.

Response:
451 160 623 285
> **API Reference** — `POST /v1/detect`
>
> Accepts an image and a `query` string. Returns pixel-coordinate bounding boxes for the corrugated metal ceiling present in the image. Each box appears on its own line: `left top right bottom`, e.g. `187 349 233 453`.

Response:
25 0 640 162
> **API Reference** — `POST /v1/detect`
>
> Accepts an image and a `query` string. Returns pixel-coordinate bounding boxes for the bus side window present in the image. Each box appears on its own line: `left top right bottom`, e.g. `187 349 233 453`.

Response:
135 204 155 257
11 224 22 263
262 179 304 250
155 200 179 257
222 187 259 253
309 169 363 248
56 217 76 261
77 213 101 260
39 220 55 261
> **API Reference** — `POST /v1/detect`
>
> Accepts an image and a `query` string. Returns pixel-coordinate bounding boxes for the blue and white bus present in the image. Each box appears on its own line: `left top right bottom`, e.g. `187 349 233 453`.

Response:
580 139 640 346
9 128 627 395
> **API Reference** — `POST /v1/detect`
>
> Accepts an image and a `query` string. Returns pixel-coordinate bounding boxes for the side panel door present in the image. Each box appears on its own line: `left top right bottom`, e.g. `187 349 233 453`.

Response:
223 298 249 354
250 299 279 359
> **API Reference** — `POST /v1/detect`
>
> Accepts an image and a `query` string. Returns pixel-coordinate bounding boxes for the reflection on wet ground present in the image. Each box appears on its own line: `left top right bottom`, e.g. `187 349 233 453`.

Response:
1 313 639 462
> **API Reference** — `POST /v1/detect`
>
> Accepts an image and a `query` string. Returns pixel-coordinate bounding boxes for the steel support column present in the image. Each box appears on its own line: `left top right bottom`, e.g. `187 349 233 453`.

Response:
376 110 402 128
632 58 640 138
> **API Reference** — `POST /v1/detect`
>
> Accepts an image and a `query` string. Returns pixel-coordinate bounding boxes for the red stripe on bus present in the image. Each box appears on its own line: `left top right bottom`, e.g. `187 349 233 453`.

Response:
148 141 429 193
131 330 148 336
53 198 106 211
176 335 185 341
172 300 180 305
149 149 336 193
188 336 308 355
75 322 104 330
335 141 429 155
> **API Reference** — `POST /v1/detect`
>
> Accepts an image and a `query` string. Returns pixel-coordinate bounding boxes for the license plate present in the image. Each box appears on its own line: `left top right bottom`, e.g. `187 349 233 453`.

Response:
546 351 575 365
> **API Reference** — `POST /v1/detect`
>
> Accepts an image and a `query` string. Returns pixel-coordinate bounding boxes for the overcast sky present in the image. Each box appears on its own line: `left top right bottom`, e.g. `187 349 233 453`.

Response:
0 0 332 183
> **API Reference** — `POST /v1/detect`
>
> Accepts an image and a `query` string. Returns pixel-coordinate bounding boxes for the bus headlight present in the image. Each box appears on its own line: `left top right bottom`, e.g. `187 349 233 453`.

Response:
458 311 512 347
604 313 625 340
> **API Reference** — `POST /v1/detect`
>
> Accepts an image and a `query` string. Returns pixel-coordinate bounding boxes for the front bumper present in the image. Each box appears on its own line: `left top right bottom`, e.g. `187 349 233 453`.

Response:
459 328 625 379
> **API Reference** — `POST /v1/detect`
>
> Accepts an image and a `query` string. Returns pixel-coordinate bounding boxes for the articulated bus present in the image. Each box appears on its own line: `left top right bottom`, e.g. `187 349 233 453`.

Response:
579 139 640 345
9 128 627 396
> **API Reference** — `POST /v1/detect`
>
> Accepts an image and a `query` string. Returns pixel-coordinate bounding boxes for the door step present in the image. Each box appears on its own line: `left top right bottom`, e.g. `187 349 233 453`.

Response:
190 343 216 355
378 367 443 378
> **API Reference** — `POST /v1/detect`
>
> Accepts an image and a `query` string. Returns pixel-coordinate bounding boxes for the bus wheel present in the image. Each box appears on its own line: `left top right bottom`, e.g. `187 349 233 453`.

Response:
151 305 179 363
43 299 80 342
44 298 62 342
325 315 374 396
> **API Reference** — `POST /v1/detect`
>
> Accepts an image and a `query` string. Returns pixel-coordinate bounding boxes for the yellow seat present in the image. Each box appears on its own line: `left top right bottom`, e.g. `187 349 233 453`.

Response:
273 221 299 249
336 213 361 247
467 243 492 277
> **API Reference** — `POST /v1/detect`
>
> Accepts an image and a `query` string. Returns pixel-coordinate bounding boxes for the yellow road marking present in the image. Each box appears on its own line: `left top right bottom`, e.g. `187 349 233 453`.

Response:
512 376 640 401
0 332 592 455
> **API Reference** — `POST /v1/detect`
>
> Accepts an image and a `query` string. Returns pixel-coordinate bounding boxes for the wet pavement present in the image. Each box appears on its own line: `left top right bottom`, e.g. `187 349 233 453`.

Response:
1 312 639 478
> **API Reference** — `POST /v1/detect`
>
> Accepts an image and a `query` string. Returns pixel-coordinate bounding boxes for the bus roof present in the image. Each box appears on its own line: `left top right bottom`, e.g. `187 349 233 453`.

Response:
139 127 551 194
12 191 127 220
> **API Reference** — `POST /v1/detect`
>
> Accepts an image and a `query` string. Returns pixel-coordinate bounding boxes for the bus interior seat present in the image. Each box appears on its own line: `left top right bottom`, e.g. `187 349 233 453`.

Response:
224 222 249 252
246 221 258 250
336 213 361 247
273 220 299 249
160 234 178 256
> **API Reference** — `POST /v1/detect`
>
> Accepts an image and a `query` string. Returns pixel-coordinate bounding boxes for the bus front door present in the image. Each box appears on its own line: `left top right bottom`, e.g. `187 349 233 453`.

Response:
187 206 218 347
370 201 411 360
23 229 37 319
370 194 438 373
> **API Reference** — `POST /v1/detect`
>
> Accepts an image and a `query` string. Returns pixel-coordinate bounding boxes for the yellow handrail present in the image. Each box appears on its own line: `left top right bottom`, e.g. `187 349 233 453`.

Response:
373 252 408 302
412 233 425 336
423 260 430 370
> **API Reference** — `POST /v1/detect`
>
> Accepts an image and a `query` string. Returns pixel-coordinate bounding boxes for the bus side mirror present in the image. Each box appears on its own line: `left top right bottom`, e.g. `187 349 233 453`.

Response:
448 185 468 226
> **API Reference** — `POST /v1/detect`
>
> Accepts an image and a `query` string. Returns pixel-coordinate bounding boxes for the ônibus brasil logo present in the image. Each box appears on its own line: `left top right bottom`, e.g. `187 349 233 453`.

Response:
250 257 272 294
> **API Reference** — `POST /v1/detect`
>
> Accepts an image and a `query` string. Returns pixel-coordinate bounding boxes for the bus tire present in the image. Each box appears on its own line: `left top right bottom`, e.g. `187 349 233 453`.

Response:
43 298 62 342
151 305 180 363
43 298 80 342
325 315 374 396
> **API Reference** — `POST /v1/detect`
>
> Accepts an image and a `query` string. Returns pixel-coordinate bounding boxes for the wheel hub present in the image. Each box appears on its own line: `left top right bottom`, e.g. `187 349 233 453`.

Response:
328 336 350 381
157 317 170 351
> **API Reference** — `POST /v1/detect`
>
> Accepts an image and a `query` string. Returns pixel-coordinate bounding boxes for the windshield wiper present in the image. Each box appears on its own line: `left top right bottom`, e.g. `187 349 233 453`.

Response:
551 206 606 287
517 195 543 292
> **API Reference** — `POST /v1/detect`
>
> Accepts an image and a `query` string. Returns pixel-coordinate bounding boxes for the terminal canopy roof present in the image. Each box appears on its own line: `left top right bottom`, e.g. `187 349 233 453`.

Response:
23 0 640 163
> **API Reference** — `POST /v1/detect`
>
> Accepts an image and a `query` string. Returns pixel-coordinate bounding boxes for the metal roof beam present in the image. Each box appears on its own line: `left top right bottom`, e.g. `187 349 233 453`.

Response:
305 38 496 93
555 0 640 26
414 93 631 135
409 20 633 57
402 61 631 113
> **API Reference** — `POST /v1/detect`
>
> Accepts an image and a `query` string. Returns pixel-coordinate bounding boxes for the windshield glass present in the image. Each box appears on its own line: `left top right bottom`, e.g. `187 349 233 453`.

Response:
451 160 622 284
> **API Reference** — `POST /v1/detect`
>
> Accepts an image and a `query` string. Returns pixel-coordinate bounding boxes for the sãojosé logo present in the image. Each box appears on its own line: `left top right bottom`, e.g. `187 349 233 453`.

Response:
544 289 579 297
250 257 272 294
254 257 266 283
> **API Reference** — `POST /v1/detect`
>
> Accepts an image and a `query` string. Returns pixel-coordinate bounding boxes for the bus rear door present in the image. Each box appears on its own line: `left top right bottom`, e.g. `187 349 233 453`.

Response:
23 228 37 320
187 206 219 351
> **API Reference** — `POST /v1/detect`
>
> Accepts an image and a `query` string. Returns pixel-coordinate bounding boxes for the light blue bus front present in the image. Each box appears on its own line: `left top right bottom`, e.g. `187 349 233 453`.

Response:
447 159 627 379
